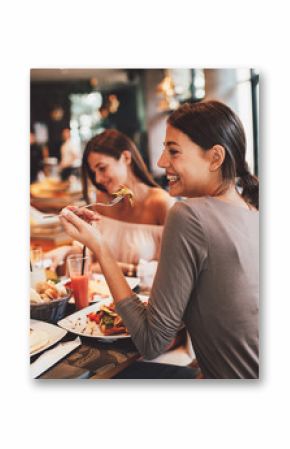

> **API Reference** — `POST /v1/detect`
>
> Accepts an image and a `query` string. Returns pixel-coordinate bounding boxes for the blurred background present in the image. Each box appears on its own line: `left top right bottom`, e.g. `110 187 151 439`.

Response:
30 68 259 187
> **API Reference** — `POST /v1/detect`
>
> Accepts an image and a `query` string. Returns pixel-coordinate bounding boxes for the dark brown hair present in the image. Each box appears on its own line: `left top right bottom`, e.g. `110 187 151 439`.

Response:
168 100 259 209
82 129 158 202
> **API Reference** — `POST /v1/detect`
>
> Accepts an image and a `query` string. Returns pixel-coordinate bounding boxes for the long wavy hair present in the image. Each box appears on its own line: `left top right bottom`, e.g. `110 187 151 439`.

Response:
168 100 259 209
82 129 158 202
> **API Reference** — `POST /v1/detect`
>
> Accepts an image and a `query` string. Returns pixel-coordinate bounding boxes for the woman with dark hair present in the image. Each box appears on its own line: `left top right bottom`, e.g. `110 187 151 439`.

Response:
48 129 174 278
60 101 259 379
82 129 158 200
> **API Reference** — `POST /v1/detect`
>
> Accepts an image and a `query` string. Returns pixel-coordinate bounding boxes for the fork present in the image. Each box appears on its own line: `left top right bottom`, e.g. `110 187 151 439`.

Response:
83 196 123 209
43 196 123 219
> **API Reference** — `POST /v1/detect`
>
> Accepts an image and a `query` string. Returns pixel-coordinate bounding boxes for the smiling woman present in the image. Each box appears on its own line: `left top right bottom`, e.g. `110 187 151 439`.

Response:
82 129 158 199
165 100 259 209
60 100 259 379
46 129 174 278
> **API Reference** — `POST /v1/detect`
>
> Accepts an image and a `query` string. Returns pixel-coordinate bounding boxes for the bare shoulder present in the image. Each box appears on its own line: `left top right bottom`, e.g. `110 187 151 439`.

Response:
146 187 172 204
146 188 175 224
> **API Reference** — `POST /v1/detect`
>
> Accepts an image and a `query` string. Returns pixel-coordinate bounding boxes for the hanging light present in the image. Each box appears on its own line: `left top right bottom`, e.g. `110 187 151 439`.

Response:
156 72 180 112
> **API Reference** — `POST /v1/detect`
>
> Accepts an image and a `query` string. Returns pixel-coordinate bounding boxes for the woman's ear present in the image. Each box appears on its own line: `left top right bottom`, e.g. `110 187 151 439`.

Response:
121 150 132 165
208 145 225 172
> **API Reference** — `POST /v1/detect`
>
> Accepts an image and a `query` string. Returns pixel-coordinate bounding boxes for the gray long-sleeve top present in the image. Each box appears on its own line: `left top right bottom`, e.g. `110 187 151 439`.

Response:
116 197 259 379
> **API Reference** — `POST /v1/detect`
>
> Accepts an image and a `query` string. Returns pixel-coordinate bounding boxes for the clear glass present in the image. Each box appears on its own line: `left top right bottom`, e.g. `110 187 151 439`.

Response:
30 247 46 288
67 255 90 310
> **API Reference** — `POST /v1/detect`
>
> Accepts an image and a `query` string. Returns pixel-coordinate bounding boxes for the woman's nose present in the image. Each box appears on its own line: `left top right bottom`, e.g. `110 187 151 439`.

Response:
95 171 103 184
157 150 169 169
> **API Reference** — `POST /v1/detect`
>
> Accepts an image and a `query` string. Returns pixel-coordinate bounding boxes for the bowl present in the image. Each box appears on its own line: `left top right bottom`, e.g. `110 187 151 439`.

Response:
30 289 72 323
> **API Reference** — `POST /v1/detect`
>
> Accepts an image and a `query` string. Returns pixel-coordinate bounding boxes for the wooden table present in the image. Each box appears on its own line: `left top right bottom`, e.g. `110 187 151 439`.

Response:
31 305 141 380
37 336 140 379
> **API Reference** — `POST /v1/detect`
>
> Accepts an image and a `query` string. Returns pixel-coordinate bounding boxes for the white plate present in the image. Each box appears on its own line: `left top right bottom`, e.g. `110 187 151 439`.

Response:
30 319 67 356
58 295 148 342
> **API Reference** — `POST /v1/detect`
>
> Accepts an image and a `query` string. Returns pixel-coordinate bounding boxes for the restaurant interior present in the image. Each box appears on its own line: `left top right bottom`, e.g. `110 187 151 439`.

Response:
30 68 259 379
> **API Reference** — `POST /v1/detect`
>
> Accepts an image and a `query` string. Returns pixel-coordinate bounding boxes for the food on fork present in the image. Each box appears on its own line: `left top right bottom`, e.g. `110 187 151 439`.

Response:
57 186 134 219
112 185 134 207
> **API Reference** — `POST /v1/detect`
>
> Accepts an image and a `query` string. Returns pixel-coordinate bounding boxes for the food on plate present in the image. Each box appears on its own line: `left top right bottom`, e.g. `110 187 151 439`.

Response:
87 303 127 336
30 328 49 353
63 302 127 337
30 280 68 304
112 185 134 207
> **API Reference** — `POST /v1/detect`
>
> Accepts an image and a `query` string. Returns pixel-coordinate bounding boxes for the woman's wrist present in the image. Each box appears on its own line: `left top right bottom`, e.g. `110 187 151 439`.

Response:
90 240 108 262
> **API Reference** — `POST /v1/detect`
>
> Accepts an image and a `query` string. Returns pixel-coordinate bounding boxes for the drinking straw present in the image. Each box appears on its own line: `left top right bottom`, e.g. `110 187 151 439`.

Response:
30 260 33 272
81 245 86 275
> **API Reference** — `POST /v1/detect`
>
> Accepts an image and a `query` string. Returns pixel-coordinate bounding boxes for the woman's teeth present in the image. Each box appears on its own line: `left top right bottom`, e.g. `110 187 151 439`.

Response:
167 175 180 183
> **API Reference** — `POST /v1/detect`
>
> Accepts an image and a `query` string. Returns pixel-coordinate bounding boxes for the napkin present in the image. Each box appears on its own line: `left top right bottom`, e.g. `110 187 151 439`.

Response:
31 337 81 378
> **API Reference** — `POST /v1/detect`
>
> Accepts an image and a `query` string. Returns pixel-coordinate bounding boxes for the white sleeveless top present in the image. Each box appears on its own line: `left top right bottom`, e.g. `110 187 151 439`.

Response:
96 215 164 264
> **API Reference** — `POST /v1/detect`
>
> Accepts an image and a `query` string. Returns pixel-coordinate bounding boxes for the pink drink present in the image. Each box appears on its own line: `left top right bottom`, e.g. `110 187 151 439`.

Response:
71 274 89 310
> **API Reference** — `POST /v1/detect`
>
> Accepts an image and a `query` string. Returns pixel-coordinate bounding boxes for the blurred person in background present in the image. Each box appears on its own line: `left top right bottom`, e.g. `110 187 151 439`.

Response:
59 128 81 180
98 105 116 131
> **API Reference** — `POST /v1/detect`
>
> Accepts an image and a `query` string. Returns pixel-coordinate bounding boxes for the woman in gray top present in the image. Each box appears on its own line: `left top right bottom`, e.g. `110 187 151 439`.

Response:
60 101 259 379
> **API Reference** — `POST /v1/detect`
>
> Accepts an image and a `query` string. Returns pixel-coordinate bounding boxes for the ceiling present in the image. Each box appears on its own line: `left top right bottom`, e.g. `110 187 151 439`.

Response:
30 68 129 86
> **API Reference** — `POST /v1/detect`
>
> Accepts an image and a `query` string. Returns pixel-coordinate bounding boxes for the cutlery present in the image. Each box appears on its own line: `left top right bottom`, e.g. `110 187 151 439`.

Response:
43 196 123 219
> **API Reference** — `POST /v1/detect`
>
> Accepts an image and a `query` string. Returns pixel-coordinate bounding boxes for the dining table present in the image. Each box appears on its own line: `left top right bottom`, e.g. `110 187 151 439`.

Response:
30 298 191 380
30 300 142 380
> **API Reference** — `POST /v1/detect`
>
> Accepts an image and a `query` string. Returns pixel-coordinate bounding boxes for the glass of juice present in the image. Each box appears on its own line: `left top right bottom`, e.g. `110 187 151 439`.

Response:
67 254 90 310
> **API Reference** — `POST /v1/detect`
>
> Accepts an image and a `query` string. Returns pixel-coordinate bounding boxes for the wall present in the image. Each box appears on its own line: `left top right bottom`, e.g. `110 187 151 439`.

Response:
204 69 255 173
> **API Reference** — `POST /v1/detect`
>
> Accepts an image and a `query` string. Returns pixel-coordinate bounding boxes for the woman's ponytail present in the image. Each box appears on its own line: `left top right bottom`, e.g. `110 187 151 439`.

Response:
237 169 259 210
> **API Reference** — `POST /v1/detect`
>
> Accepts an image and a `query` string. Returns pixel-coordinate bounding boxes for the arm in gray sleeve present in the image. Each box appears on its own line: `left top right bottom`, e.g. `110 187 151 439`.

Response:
116 202 208 359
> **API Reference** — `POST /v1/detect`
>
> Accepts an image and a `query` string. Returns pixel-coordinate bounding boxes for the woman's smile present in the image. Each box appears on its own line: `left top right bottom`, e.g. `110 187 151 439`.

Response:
166 173 181 188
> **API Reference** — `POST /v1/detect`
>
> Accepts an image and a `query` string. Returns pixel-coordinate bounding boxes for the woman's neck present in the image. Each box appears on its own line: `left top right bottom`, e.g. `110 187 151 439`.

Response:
211 183 251 210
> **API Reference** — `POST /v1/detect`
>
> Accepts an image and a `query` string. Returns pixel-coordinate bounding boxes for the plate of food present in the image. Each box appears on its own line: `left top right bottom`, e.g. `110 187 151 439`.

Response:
30 319 67 356
58 296 148 342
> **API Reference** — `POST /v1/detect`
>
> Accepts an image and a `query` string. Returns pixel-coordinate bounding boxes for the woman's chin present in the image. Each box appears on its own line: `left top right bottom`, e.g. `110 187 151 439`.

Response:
106 185 119 195
168 182 183 197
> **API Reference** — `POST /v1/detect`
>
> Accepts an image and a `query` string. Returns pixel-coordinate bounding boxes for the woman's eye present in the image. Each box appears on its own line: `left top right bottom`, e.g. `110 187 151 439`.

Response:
98 166 106 172
168 148 179 156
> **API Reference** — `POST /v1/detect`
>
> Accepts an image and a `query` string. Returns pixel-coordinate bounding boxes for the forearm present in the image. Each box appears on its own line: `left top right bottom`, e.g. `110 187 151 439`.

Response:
91 242 134 303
